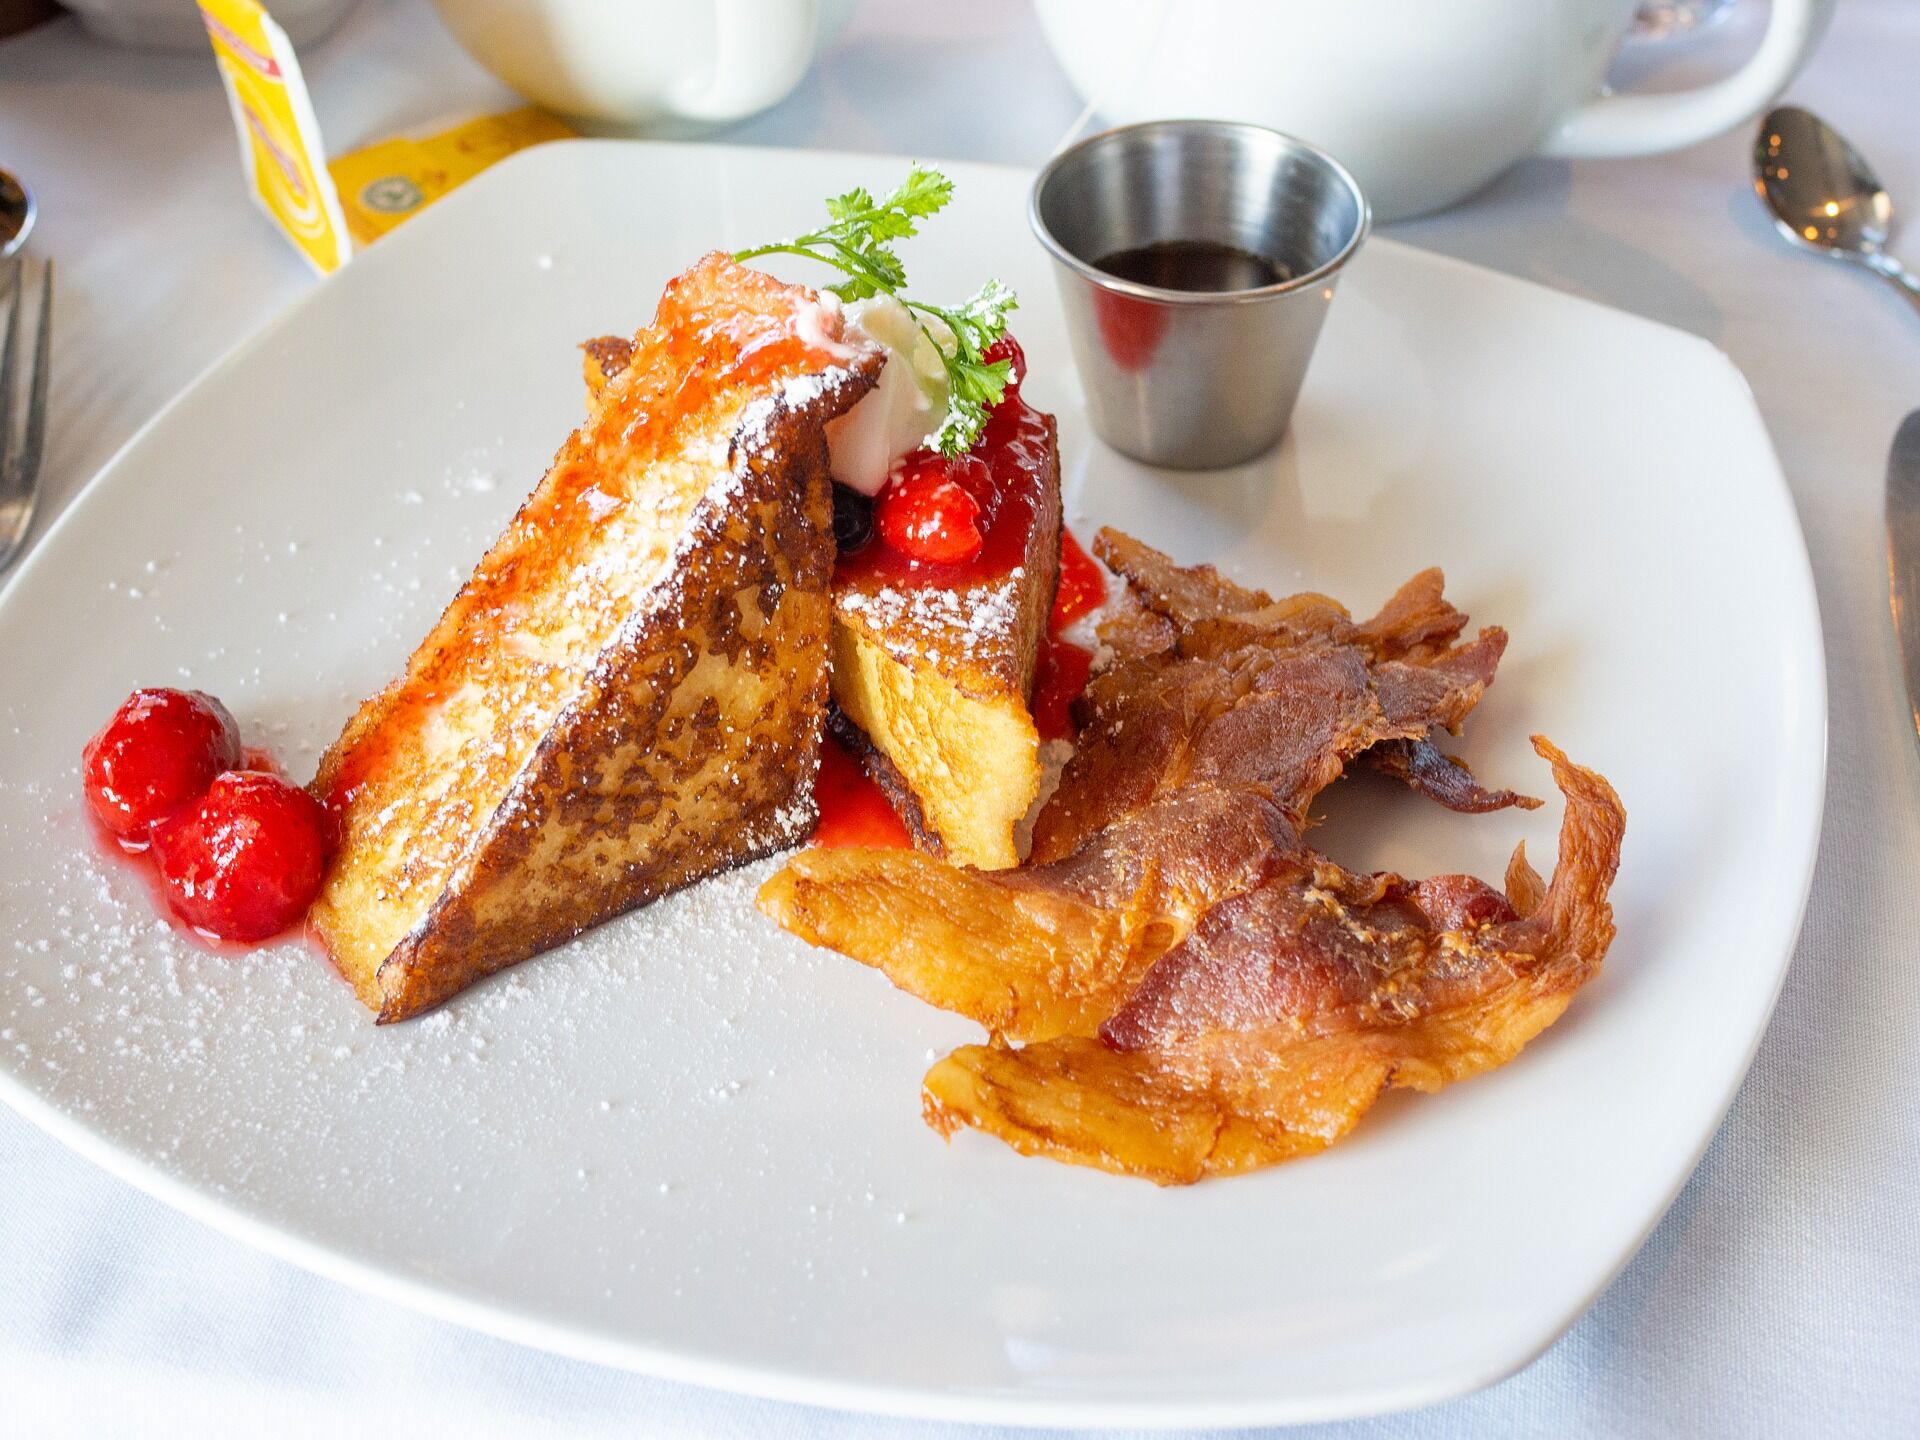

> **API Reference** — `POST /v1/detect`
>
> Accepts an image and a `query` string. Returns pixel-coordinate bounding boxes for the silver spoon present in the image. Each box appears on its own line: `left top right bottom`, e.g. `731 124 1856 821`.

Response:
0 169 32 261
1756 106 1920 317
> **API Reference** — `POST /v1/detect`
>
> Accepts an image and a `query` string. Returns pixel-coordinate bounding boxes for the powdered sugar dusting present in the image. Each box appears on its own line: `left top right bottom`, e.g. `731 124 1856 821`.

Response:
836 574 1021 670
332 347 874 935
731 364 870 463
0 758 978 1322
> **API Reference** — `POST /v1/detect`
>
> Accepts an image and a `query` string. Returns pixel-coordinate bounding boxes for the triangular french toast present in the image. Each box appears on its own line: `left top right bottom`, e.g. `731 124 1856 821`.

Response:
310 255 883 1021
826 413 1060 869
585 339 1062 870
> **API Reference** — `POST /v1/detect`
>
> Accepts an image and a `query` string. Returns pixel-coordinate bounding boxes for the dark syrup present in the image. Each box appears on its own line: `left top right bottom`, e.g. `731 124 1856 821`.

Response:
1093 239 1290 292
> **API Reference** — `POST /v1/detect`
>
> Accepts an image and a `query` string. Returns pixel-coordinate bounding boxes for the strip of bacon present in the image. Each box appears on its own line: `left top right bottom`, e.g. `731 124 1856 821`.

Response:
923 739 1624 1184
1029 535 1510 863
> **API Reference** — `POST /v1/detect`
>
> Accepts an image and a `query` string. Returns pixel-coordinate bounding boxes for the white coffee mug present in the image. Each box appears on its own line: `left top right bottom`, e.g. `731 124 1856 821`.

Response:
1034 0 1835 221
431 0 858 134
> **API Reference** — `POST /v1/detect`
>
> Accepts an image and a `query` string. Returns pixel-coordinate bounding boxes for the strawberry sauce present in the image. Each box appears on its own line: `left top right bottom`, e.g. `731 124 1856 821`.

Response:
809 732 912 850
1031 635 1094 743
1037 526 1108 741
1051 528 1107 632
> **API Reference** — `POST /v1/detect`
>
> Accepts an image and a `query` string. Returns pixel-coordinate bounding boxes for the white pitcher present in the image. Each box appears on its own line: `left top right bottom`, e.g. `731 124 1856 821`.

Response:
1034 0 1836 220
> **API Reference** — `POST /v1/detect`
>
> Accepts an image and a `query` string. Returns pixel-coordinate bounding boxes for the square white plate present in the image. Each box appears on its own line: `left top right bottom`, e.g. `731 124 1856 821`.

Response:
0 141 1823 1427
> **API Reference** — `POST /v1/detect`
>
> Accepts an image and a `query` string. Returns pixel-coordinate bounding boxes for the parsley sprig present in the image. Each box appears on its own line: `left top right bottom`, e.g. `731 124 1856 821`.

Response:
733 166 1017 455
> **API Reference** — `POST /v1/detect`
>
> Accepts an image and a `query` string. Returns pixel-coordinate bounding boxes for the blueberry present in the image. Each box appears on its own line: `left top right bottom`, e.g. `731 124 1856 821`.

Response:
832 485 874 553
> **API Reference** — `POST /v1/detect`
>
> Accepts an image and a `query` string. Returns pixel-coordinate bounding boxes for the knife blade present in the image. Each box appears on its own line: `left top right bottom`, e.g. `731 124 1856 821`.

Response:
1887 409 1920 743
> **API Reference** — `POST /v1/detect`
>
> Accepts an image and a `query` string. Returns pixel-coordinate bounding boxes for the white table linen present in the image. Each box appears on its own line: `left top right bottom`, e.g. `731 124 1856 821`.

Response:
3 0 1917 1433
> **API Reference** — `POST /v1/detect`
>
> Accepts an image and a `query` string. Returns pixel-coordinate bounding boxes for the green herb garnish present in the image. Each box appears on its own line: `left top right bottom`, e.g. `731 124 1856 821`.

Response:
733 166 1017 456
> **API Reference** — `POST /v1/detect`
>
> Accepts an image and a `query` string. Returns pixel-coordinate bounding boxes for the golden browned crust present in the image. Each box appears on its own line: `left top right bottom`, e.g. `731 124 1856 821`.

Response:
582 335 632 400
369 418 850 1021
313 259 882 1020
585 331 1064 869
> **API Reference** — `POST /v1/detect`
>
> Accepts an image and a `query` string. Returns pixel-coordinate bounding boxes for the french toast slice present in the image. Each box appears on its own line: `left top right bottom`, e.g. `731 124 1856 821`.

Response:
828 426 1060 870
586 341 1062 870
311 255 882 1021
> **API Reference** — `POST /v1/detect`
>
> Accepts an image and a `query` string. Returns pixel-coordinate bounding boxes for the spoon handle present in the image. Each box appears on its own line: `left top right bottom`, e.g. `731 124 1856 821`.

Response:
1868 253 1920 318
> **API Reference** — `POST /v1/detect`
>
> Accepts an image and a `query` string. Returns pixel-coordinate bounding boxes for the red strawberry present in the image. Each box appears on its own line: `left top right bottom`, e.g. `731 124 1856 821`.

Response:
82 688 242 842
876 460 985 564
151 771 334 942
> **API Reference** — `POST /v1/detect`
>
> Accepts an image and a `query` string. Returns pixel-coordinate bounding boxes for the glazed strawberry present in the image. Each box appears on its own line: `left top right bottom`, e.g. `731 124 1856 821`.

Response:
82 688 243 842
150 771 334 942
982 332 1025 393
935 452 1003 529
876 459 985 564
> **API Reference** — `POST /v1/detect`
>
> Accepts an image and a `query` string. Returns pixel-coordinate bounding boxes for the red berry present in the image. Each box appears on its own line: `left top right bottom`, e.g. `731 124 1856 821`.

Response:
150 771 334 942
82 688 243 841
982 332 1025 392
898 449 998 521
876 462 985 564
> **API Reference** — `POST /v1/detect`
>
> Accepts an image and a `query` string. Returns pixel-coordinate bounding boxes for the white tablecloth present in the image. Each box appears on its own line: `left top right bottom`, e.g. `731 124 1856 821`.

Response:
4 1 1917 1433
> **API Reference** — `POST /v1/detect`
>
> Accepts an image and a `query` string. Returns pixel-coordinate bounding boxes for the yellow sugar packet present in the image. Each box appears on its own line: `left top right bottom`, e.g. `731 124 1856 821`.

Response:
197 0 572 273
329 107 575 248
199 0 349 274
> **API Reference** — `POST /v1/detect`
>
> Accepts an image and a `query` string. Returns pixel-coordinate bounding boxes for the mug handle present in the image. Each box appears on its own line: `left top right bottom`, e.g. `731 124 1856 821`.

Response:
1543 0 1835 159
685 0 824 121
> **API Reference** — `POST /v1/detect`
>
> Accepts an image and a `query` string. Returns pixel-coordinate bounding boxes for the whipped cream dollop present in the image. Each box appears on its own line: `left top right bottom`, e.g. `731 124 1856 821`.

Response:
810 295 953 496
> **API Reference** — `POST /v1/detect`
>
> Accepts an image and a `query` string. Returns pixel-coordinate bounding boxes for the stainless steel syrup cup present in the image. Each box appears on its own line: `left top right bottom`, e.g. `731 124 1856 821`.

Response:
1030 120 1369 470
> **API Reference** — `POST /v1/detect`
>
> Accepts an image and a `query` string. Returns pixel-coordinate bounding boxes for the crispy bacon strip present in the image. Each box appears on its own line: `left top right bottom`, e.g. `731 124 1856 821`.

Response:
1095 527 1278 622
1096 528 1465 662
762 787 1296 1041
923 739 1624 1184
764 557 1523 1044
765 551 1533 1041
1033 543 1508 864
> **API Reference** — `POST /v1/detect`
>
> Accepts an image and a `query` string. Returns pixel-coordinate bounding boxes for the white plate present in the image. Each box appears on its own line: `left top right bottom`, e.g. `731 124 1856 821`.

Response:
0 142 1823 1427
